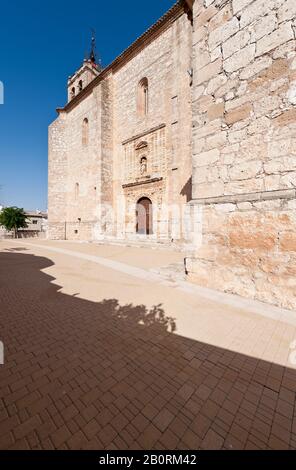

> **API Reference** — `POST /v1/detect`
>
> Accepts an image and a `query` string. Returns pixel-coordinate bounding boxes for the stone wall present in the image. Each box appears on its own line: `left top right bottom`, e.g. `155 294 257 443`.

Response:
188 0 296 309
48 80 111 241
65 89 102 240
112 10 192 240
48 112 68 239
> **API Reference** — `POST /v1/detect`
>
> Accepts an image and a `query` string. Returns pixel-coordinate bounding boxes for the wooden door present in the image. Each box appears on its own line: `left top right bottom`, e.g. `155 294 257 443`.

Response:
136 197 152 235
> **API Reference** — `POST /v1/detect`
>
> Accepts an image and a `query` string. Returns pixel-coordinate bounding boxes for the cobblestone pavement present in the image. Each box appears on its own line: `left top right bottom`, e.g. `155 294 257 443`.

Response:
0 240 296 450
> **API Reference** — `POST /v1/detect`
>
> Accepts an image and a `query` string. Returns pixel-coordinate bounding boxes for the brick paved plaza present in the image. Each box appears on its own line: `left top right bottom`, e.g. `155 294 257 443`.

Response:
0 240 296 450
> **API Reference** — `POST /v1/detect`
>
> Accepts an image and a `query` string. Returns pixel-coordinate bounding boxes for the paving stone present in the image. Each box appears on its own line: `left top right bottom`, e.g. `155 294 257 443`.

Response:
1 241 296 450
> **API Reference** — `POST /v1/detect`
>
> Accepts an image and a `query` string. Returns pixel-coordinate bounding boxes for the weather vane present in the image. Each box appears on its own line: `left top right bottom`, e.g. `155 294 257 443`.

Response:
88 28 101 68
89 28 96 63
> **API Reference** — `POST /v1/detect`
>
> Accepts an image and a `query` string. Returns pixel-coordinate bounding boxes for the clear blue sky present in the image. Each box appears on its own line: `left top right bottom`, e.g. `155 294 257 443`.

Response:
0 0 174 211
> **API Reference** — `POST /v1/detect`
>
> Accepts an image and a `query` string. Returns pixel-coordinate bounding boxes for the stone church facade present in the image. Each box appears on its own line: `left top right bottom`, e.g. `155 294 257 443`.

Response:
48 0 296 310
48 2 193 243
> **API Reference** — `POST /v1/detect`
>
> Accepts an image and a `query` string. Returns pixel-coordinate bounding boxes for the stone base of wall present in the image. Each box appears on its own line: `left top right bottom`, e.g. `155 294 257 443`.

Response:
17 231 46 239
47 221 191 245
47 223 66 240
47 202 198 244
186 194 296 310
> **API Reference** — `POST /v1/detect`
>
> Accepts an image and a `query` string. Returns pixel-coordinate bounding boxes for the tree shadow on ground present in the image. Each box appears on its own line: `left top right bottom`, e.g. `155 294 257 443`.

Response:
0 251 295 451
3 247 29 252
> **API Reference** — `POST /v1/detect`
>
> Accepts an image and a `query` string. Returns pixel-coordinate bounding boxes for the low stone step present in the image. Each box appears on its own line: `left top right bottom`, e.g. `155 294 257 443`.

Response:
150 260 187 282
92 237 186 252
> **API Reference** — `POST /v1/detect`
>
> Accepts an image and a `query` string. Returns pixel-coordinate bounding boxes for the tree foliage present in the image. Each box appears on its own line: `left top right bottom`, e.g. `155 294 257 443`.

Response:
0 206 28 237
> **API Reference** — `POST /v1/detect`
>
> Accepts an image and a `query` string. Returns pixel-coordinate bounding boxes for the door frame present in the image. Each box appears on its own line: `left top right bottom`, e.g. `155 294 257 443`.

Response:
136 197 153 235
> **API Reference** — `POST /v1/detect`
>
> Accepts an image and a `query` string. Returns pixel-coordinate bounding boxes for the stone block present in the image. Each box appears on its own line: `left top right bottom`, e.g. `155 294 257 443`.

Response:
193 181 224 198
192 119 222 139
225 91 256 112
208 4 232 32
240 0 280 29
210 46 222 62
273 108 296 127
208 17 240 51
240 56 272 80
237 202 253 210
224 44 256 73
193 26 207 45
205 131 227 150
192 166 208 184
195 58 222 85
207 102 225 121
225 178 264 194
192 85 205 103
222 30 251 60
229 230 277 250
256 22 294 57
215 203 236 213
281 171 296 188
194 43 211 69
195 4 217 28
215 78 240 98
253 94 282 117
192 136 205 154
249 12 277 42
207 166 219 182
249 58 289 91
206 74 227 94
225 103 252 125
273 39 296 59
280 232 296 252
197 94 214 112
267 138 292 158
264 174 281 191
233 0 254 14
278 0 296 23
229 160 262 181
193 148 220 167
287 81 296 105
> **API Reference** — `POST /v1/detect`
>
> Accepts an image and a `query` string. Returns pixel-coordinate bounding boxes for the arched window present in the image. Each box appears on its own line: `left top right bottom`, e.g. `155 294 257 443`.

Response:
71 87 76 99
78 80 83 92
75 183 79 200
82 118 89 146
137 78 148 117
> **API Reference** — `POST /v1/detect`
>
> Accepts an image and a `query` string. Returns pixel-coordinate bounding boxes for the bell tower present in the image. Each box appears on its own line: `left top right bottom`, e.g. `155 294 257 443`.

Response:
67 31 102 102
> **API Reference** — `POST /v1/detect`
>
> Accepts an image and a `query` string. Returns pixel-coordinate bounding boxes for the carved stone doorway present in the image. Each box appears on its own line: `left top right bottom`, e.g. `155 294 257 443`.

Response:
136 197 152 235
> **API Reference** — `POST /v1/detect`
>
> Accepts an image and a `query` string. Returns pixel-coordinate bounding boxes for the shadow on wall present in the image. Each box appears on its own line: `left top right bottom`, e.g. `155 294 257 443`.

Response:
0 250 295 450
180 176 192 203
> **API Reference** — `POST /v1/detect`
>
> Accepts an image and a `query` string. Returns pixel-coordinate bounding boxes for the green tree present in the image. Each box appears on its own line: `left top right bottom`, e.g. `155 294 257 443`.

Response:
0 206 28 238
